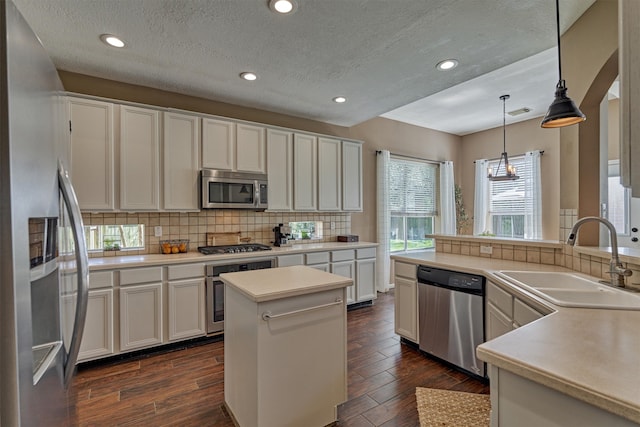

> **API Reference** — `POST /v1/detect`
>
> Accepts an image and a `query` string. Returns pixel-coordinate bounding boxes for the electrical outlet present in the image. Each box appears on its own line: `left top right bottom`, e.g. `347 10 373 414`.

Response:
154 226 162 237
480 245 493 254
331 221 336 230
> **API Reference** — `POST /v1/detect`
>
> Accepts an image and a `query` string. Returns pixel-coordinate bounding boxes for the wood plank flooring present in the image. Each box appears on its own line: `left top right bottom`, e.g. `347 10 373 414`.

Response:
69 290 488 426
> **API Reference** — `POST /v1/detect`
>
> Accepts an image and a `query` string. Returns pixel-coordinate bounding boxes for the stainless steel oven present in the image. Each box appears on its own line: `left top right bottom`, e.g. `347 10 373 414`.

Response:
205 257 274 334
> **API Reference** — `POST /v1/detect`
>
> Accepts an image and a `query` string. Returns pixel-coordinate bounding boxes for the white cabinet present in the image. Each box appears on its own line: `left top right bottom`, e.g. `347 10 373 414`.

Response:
163 111 200 211
305 251 330 272
318 137 342 211
201 118 266 173
342 141 363 211
485 281 548 342
119 267 163 352
78 289 114 361
393 261 418 342
202 117 235 170
277 254 305 267
167 263 206 341
356 247 376 302
236 123 266 173
620 0 640 196
68 97 115 211
119 105 161 210
266 129 293 210
293 133 317 211
331 260 356 304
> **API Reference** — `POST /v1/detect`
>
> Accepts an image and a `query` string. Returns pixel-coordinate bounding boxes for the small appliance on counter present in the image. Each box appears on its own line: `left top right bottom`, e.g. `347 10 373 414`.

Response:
338 235 359 242
272 223 292 247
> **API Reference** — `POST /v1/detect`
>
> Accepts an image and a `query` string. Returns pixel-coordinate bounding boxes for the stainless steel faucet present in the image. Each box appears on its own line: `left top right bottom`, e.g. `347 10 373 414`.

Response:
566 216 632 288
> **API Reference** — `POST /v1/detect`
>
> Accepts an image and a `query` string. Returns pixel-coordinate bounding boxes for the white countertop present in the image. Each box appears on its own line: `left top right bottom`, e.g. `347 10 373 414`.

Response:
391 251 640 424
220 265 353 302
88 241 378 271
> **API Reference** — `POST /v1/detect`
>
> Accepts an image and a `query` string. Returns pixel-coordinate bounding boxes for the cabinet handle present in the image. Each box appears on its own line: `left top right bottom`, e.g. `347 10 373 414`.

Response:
262 298 343 321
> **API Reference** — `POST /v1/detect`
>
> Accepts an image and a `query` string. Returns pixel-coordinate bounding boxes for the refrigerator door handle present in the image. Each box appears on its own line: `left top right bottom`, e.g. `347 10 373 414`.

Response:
58 161 90 388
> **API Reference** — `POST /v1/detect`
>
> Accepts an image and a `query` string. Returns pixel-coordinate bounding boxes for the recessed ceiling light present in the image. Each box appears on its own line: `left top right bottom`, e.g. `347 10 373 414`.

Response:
100 34 125 48
508 107 532 116
436 59 458 71
268 0 297 14
333 96 347 103
240 72 258 81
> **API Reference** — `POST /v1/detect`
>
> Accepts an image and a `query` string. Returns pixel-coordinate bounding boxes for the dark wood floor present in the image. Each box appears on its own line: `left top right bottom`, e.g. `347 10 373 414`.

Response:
69 290 488 426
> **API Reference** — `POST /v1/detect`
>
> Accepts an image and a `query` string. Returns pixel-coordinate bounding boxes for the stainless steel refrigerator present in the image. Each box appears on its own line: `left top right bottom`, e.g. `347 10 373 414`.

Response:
1 0 89 425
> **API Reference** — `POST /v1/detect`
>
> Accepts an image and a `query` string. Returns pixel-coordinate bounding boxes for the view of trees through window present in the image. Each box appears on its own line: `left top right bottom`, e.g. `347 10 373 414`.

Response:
389 157 437 252
488 156 527 238
84 224 145 251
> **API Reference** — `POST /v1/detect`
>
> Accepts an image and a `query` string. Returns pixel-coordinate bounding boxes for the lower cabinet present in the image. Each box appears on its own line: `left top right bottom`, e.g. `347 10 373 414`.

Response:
168 277 205 341
120 282 163 352
331 260 356 304
393 261 418 342
78 289 114 361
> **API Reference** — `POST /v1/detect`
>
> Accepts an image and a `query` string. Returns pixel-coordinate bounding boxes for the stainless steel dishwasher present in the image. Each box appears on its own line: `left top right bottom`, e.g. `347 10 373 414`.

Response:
417 265 486 379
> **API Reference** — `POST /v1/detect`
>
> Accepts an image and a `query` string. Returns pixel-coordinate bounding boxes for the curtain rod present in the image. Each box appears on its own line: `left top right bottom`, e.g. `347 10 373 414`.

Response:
375 150 444 164
473 150 545 163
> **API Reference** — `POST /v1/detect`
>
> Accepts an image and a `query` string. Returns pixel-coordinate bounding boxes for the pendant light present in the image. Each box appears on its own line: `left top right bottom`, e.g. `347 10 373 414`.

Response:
540 0 586 128
488 95 519 181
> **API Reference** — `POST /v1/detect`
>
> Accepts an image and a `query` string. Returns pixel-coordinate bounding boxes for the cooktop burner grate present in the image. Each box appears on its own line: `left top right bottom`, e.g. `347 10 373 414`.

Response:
197 243 272 255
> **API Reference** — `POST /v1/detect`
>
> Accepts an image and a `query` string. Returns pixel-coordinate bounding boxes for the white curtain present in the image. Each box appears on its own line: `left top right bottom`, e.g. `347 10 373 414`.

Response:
524 150 542 239
376 150 392 292
473 159 489 235
439 161 456 235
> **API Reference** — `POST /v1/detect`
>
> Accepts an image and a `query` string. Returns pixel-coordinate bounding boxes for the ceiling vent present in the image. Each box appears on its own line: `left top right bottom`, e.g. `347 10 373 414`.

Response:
507 107 531 116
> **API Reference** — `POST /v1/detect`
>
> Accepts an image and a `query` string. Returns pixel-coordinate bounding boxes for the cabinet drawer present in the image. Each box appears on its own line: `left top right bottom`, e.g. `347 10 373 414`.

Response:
168 263 205 280
394 262 416 279
487 281 513 317
89 271 115 289
277 254 304 267
356 247 376 259
120 267 163 285
331 250 355 262
306 251 330 265
513 298 544 327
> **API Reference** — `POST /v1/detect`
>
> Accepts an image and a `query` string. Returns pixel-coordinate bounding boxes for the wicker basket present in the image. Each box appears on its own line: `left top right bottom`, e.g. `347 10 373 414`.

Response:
160 239 189 254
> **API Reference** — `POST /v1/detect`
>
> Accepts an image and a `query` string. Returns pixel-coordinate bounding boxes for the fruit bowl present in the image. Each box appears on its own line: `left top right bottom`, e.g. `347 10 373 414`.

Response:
160 239 189 254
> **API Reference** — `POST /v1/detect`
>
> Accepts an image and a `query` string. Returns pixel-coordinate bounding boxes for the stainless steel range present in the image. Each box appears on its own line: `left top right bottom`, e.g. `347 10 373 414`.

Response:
200 244 274 334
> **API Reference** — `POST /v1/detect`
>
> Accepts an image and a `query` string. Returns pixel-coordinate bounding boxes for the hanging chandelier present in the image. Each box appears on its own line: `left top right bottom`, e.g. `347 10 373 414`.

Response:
540 0 586 128
488 95 519 181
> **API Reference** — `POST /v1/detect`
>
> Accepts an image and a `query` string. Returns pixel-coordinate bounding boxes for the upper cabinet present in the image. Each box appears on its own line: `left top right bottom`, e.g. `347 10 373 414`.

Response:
163 111 200 211
202 118 266 173
318 137 342 211
293 133 318 211
620 0 640 196
267 129 294 211
68 98 115 211
119 105 161 210
342 141 363 211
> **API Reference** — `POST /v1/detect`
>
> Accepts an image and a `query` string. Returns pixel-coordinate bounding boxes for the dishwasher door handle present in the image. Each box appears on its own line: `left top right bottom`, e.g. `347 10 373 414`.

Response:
262 298 343 321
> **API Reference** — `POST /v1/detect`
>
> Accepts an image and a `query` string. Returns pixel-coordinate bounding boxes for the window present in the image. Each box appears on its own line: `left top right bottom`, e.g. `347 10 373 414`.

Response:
84 224 145 251
607 160 629 234
289 221 323 240
389 157 437 252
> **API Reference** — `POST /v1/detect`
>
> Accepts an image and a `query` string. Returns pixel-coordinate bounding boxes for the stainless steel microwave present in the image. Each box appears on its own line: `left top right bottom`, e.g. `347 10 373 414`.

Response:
201 169 268 210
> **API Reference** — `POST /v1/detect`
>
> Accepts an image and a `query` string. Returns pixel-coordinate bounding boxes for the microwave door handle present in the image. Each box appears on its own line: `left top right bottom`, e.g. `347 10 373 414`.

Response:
254 181 260 208
58 160 90 389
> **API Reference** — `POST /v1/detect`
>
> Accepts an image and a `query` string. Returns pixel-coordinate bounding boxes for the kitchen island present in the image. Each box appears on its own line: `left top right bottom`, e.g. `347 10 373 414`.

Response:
220 265 351 427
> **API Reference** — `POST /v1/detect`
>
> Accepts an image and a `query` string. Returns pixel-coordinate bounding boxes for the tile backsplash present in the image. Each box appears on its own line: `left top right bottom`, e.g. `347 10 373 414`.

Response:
83 210 351 257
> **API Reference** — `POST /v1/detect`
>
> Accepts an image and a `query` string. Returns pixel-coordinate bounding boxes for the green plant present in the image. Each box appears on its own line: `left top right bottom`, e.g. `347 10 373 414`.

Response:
454 184 472 235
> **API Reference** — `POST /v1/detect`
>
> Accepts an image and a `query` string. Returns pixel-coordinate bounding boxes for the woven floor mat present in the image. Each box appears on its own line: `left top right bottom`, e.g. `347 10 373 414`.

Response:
415 387 490 427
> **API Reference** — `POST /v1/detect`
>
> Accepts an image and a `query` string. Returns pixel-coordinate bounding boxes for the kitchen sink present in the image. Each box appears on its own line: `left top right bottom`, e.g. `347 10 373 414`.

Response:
495 270 640 310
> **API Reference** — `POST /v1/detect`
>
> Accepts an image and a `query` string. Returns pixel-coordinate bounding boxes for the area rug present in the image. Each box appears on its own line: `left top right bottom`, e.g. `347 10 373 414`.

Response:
415 387 490 427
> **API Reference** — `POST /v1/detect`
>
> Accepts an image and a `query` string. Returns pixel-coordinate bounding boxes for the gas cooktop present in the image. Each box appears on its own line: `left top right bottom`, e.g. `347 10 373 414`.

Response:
197 243 272 255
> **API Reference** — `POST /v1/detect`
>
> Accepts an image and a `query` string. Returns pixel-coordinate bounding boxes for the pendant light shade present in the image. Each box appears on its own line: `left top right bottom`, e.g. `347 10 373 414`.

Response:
541 0 586 128
488 95 519 182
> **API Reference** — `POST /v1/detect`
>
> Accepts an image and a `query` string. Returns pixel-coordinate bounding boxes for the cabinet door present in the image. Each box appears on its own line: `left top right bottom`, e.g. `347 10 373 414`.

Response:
120 105 160 210
331 260 355 304
356 258 376 302
394 276 418 342
293 134 317 211
78 289 114 361
69 98 115 210
486 302 514 341
168 278 205 341
163 111 200 210
120 283 163 351
236 123 266 173
202 118 235 170
342 141 363 211
318 137 342 211
266 129 293 210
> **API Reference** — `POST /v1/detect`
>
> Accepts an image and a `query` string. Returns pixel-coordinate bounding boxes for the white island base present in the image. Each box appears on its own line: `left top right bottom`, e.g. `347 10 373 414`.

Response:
221 266 351 427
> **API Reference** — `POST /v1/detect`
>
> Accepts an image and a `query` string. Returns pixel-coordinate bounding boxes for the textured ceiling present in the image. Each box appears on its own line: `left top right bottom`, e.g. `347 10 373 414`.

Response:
13 0 596 135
